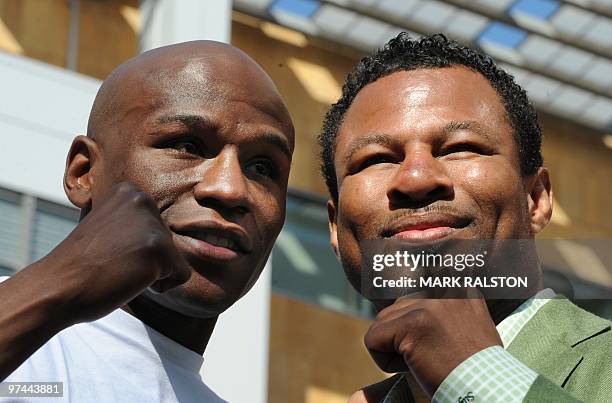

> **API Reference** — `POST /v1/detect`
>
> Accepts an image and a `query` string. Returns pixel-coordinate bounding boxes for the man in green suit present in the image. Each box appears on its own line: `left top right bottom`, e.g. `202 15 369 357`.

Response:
318 33 611 402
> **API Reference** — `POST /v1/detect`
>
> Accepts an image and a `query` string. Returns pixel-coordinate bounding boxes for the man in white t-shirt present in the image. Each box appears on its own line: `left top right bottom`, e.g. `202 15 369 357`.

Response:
0 40 294 402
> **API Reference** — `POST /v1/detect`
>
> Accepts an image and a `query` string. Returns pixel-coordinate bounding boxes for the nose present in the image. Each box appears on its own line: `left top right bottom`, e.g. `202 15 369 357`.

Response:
387 147 454 207
193 147 250 216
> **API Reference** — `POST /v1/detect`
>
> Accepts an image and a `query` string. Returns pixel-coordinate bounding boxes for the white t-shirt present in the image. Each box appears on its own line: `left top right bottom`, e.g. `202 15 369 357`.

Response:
0 277 225 402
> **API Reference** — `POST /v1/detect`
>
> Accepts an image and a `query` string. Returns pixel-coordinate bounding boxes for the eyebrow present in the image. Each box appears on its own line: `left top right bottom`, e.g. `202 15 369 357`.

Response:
342 133 396 165
157 113 215 129
248 132 294 159
442 120 500 145
157 113 293 159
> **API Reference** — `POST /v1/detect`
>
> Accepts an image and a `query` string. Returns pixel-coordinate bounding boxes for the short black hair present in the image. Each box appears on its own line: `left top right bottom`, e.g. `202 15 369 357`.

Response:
318 33 542 202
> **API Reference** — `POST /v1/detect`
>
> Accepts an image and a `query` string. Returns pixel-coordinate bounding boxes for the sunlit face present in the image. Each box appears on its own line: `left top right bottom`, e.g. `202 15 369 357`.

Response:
329 67 532 290
90 56 294 317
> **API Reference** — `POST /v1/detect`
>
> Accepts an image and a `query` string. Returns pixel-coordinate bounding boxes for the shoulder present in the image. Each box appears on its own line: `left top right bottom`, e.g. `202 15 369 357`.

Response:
531 297 610 340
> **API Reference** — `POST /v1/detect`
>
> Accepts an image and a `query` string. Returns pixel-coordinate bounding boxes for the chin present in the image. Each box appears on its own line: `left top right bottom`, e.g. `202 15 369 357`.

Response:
147 278 243 318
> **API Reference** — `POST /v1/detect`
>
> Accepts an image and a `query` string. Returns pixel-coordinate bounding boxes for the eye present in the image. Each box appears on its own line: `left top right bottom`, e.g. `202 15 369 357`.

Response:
355 155 394 172
442 143 485 156
167 139 201 155
245 158 277 179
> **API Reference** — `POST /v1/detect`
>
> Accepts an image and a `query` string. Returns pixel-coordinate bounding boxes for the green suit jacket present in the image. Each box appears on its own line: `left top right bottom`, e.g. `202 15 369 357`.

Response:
508 296 612 402
389 297 612 402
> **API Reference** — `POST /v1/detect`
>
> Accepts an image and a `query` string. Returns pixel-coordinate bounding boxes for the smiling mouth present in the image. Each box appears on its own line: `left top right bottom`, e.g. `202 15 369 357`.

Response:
171 229 248 262
382 216 471 243
179 230 241 252
391 226 458 242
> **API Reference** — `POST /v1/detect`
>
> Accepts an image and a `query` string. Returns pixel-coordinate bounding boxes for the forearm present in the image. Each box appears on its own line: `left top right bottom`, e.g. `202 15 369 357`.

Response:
0 261 72 381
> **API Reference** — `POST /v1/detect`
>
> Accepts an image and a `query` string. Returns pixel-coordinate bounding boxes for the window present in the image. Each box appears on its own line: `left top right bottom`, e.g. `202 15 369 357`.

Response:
0 266 14 277
31 200 79 262
0 187 79 273
0 188 23 269
271 190 374 318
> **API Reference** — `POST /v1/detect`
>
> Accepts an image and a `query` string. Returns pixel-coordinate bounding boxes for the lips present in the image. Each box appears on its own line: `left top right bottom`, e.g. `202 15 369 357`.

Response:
178 229 241 252
381 214 471 242
170 221 253 262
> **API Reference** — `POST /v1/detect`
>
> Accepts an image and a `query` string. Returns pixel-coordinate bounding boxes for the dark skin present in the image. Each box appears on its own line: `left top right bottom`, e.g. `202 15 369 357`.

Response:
326 67 552 401
0 41 294 381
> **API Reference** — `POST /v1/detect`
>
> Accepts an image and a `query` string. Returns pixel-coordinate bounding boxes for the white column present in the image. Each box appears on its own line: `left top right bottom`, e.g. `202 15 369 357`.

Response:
140 0 232 51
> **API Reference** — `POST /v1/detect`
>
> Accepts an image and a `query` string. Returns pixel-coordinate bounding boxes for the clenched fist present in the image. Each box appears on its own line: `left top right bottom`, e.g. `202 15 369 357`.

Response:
36 182 192 324
364 293 502 397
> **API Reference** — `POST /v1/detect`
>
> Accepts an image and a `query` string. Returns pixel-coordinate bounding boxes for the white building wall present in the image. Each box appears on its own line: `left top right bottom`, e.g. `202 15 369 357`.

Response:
0 51 99 205
140 0 233 51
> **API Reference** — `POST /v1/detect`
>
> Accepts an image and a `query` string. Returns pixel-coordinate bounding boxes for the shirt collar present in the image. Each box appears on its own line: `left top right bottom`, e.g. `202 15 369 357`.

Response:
496 288 556 348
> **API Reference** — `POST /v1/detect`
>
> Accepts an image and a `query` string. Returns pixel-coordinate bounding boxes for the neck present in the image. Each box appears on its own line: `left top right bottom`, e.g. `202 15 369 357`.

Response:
489 252 545 324
487 284 544 325
122 295 217 355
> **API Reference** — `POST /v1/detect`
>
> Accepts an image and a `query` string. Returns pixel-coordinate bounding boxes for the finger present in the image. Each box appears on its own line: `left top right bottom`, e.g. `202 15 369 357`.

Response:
375 292 428 321
368 350 409 373
149 276 189 294
159 246 192 284
366 310 424 353
150 229 192 290
365 315 417 373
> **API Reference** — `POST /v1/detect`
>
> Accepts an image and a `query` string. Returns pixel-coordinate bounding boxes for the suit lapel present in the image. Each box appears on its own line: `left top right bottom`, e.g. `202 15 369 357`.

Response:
507 296 610 388
382 375 417 403
508 333 583 386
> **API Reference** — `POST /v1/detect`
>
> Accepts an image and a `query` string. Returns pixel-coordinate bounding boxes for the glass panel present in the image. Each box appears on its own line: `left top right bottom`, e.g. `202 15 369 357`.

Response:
0 188 23 265
0 265 14 277
272 191 373 318
30 200 79 263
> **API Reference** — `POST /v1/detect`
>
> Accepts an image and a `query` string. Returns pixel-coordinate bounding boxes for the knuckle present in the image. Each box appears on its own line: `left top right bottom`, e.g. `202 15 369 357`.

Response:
398 339 415 356
130 191 153 207
375 303 396 321
402 308 432 335
114 181 138 195
142 230 168 252
405 307 427 322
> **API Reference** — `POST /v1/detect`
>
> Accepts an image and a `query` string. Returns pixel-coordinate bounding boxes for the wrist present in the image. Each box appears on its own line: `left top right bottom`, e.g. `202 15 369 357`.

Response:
14 258 81 330
411 340 503 397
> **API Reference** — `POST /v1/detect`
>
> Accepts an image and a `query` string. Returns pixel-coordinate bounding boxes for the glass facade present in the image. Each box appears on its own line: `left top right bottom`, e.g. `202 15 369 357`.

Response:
0 187 79 272
271 189 373 318
31 200 80 262
0 188 23 268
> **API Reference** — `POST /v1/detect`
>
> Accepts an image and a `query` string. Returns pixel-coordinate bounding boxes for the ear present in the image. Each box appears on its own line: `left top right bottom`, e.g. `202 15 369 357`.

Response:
327 199 340 258
525 167 553 235
63 135 100 214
